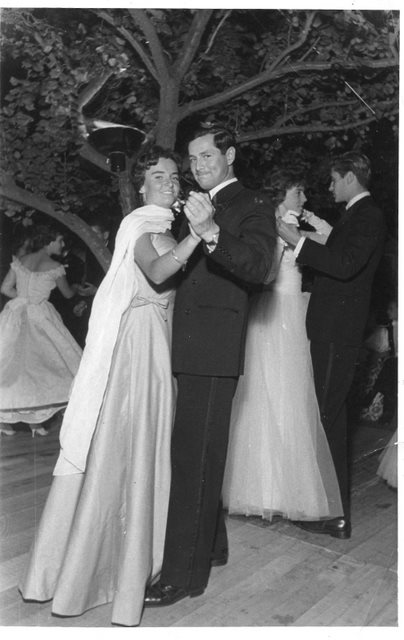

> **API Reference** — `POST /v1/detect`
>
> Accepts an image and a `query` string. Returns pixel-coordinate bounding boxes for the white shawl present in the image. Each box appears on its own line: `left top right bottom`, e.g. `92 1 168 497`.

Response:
54 204 174 475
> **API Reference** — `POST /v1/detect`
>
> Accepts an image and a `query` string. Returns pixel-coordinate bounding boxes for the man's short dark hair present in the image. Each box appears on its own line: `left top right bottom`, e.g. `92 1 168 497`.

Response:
331 152 371 189
188 124 237 155
85 213 111 234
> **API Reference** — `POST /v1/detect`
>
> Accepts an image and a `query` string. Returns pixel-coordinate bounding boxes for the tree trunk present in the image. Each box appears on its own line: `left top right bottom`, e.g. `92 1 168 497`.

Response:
155 78 181 149
117 169 137 216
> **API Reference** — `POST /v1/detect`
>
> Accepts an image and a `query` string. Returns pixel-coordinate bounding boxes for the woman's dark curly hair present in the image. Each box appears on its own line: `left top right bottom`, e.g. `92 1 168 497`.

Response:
30 224 64 252
263 169 306 209
131 145 181 205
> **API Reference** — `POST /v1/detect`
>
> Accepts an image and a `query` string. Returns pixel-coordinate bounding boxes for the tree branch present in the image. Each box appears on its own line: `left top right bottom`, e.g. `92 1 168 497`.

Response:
128 8 168 80
266 10 317 73
299 36 321 63
0 178 112 271
77 70 114 112
174 9 214 79
79 141 112 173
237 108 399 144
76 70 115 139
203 9 231 55
177 58 398 121
92 9 159 82
274 99 361 128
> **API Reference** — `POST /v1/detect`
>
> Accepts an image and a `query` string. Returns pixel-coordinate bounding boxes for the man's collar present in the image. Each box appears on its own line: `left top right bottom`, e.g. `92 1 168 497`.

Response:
346 191 371 210
209 178 238 200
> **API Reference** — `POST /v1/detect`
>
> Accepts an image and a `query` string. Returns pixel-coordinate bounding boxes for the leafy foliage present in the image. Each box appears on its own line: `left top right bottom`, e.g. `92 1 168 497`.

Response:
0 8 399 239
0 9 120 223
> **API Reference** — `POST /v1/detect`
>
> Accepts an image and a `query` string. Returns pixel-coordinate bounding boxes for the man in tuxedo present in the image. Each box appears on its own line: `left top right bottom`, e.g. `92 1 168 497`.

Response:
277 152 386 539
144 125 277 606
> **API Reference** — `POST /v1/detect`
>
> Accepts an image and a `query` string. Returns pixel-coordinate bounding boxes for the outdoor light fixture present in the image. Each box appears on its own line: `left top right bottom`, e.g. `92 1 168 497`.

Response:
87 124 145 173
108 151 127 173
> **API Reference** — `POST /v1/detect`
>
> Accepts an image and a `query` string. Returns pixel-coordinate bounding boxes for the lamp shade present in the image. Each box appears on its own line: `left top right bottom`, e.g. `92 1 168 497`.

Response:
88 126 145 158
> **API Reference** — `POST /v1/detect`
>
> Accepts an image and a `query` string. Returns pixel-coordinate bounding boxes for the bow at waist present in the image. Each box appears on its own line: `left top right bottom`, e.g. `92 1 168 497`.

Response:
130 295 170 310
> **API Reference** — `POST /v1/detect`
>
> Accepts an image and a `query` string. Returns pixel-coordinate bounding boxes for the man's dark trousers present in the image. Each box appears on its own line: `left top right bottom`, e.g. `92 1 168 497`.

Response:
310 340 360 516
160 373 237 591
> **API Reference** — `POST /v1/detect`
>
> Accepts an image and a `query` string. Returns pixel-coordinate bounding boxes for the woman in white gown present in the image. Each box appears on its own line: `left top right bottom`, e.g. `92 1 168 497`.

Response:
0 226 82 437
222 170 343 521
19 147 201 626
376 301 398 490
377 429 398 489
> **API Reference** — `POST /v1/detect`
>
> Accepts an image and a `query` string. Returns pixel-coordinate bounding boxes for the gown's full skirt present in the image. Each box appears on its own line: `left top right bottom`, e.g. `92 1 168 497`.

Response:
0 269 82 424
376 429 397 489
19 300 175 626
222 252 342 520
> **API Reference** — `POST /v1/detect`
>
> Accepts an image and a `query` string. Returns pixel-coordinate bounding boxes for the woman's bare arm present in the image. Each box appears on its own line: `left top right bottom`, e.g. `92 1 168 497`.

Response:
0 269 17 299
55 275 79 299
135 232 201 285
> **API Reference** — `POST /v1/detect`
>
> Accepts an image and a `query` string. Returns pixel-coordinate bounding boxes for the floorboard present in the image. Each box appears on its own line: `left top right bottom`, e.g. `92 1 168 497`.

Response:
0 418 399 631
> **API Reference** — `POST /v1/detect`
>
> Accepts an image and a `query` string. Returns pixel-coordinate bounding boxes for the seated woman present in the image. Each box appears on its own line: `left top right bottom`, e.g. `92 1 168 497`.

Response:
222 169 342 522
19 146 201 627
0 225 82 437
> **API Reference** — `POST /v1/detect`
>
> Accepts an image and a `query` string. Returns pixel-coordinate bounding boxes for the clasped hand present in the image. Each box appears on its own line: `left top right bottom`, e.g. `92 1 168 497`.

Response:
184 191 218 241
276 218 302 248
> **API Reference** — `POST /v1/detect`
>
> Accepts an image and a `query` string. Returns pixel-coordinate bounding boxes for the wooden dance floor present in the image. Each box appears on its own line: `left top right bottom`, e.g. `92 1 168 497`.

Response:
0 415 398 630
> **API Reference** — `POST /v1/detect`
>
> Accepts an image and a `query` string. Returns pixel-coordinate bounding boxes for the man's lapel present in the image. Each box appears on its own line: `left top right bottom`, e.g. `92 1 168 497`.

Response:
212 181 243 217
326 198 366 245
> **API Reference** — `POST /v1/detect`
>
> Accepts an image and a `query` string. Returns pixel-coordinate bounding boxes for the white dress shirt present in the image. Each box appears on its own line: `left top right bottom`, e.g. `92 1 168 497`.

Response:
209 177 238 200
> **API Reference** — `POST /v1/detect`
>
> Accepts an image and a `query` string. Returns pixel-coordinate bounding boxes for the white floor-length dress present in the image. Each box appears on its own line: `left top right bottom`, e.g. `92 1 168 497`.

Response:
20 206 176 626
222 239 343 521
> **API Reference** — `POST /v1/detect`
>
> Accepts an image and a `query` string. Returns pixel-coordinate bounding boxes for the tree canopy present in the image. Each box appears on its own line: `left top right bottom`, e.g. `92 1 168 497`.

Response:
0 7 399 264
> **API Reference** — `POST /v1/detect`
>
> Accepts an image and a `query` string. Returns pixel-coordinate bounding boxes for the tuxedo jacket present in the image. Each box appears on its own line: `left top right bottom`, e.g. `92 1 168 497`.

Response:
171 181 277 376
297 195 386 346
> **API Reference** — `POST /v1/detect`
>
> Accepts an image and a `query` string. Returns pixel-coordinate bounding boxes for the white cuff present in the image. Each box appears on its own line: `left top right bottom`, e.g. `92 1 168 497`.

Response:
294 236 306 257
205 231 219 253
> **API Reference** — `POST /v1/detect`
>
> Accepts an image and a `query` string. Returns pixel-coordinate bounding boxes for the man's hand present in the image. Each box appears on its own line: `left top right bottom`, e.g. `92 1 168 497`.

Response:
73 300 88 317
77 282 97 297
184 191 219 242
276 219 302 248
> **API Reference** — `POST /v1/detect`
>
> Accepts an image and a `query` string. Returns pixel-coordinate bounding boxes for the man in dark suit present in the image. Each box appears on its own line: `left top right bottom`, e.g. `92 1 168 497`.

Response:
277 152 386 539
144 125 277 606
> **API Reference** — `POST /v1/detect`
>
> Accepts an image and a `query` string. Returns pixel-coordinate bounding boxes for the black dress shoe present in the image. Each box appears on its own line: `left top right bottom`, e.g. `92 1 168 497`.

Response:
292 517 351 540
144 582 204 607
211 549 229 567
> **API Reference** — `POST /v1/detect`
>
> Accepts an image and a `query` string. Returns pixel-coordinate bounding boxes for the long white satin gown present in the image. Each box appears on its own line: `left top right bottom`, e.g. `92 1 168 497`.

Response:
19 229 176 627
222 239 343 521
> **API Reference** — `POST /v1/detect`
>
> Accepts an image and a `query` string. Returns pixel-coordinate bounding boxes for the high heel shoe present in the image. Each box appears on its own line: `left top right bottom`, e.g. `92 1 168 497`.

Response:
0 427 16 436
31 427 49 437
